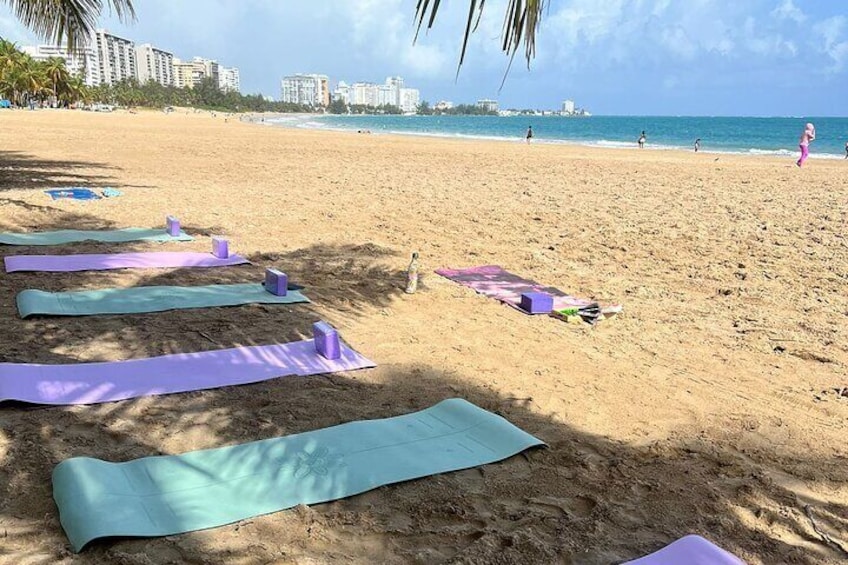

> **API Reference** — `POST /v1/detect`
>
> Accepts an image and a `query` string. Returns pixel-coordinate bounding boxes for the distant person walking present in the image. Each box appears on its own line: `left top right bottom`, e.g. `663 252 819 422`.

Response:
694 138 701 152
796 122 815 167
844 140 847 159
525 125 533 144
638 131 646 149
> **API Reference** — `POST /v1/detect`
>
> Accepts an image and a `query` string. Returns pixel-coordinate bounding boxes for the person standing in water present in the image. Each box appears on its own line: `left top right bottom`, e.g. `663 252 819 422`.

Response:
638 131 646 148
694 138 701 152
796 123 815 167
525 125 534 144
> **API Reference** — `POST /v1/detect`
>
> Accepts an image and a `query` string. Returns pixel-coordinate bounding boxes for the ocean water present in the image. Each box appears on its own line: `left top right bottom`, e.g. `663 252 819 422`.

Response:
267 114 848 159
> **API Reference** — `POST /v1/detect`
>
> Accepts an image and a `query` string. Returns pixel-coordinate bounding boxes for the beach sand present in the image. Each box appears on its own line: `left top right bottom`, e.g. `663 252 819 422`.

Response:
0 109 846 564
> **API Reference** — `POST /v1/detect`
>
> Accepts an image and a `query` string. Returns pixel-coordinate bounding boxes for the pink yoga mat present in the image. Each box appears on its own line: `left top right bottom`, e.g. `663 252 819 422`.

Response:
0 339 374 405
624 535 745 564
435 265 621 313
4 251 249 273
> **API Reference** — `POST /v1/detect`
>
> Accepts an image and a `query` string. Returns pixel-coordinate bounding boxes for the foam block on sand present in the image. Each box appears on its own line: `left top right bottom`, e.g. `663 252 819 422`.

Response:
53 398 545 552
623 535 745 565
0 228 193 246
17 283 308 318
4 251 249 273
0 338 374 406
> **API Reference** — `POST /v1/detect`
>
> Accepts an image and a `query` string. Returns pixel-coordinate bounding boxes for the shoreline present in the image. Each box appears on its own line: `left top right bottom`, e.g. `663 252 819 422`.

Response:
259 113 848 160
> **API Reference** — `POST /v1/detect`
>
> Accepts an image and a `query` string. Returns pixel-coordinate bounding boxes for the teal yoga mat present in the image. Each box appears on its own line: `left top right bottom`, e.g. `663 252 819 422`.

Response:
17 283 309 318
0 228 192 246
53 398 545 552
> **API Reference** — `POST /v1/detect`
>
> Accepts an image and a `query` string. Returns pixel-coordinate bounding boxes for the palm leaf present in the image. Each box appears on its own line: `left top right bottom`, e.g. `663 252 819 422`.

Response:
414 0 546 74
2 0 136 51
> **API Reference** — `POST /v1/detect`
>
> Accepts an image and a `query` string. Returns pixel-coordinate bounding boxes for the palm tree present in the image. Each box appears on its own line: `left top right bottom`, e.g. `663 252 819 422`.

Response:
2 0 136 50
415 0 546 73
41 56 70 102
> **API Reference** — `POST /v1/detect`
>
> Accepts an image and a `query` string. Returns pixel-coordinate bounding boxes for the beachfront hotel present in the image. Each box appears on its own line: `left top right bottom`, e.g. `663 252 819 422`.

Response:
477 99 499 112
562 99 575 114
93 29 137 86
21 45 101 86
22 31 239 93
332 76 420 113
281 74 330 107
135 44 174 87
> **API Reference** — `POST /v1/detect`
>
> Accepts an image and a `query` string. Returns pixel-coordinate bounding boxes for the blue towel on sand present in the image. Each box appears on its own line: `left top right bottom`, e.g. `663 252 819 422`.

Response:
101 188 122 197
45 188 101 201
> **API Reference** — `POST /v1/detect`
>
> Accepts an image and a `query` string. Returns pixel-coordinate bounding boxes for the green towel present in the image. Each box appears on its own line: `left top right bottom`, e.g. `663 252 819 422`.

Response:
53 398 545 552
0 228 192 246
17 283 309 318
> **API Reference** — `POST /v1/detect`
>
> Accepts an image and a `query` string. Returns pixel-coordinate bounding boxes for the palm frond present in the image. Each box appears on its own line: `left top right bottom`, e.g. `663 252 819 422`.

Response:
414 0 545 74
3 0 136 51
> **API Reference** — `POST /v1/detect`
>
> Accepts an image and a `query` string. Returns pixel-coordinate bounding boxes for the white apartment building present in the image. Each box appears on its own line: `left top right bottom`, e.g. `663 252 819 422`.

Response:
399 88 420 113
477 99 499 112
281 74 330 106
333 81 351 104
172 59 195 89
562 99 575 114
192 57 219 87
218 66 240 93
135 44 174 87
93 29 137 85
21 45 101 86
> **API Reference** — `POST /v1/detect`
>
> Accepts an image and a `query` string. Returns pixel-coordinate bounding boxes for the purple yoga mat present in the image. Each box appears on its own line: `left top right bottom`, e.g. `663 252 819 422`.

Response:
0 339 374 405
624 535 745 564
435 265 622 313
4 251 249 273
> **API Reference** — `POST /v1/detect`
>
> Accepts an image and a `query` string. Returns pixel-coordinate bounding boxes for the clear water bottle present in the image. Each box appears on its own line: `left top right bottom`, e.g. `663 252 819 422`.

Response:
405 252 419 294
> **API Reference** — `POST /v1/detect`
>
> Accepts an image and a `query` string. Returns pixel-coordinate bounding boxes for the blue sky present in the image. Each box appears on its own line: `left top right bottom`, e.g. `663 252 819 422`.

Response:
1 0 846 116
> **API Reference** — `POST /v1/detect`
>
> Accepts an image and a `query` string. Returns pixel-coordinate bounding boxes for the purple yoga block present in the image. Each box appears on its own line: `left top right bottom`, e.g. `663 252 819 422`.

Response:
264 268 288 296
166 216 180 236
313 321 341 360
520 292 553 314
212 236 229 258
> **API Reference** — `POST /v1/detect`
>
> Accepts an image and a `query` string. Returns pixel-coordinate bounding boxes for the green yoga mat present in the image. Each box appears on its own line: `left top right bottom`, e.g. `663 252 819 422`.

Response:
0 228 193 246
53 398 545 552
17 283 309 318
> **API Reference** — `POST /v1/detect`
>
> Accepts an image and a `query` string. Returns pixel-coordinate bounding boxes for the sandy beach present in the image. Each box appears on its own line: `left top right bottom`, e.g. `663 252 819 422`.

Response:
0 109 846 564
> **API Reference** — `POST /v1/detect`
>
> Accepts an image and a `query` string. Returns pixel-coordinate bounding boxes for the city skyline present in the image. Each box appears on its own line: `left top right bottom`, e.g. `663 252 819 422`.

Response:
1 1 846 116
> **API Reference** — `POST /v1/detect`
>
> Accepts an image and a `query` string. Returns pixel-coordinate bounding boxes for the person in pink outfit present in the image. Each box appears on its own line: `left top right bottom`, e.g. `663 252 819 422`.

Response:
796 122 815 167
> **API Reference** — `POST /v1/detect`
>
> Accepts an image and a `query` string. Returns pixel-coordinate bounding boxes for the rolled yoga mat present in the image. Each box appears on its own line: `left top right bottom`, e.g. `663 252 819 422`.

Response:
53 398 545 552
624 535 744 565
5 251 250 273
0 339 374 405
0 228 193 246
17 283 309 318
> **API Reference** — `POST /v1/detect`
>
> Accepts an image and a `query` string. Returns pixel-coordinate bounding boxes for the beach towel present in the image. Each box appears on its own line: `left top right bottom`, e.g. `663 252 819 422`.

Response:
624 535 744 564
5 251 250 273
101 188 122 198
0 228 193 246
53 398 545 552
45 188 101 200
0 339 374 406
17 283 309 318
435 265 621 319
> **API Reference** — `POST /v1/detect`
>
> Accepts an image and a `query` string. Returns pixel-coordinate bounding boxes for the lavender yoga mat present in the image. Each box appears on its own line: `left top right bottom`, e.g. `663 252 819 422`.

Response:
435 265 622 314
5 251 250 273
0 339 374 406
623 535 744 564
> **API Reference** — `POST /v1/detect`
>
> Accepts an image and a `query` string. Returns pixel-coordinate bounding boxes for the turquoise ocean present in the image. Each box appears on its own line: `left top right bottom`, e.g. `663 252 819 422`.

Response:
267 114 848 159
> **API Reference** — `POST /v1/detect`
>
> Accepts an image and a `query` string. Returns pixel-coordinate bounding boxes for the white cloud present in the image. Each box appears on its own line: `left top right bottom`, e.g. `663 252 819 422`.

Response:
770 0 806 24
814 16 848 72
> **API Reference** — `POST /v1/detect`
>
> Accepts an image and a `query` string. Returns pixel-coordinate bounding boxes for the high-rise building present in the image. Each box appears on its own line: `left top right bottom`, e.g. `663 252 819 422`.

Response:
21 45 100 86
333 81 351 104
218 67 240 93
172 59 195 89
135 44 174 86
281 74 330 106
192 57 219 87
477 99 499 112
93 29 137 85
562 99 575 114
399 88 420 113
